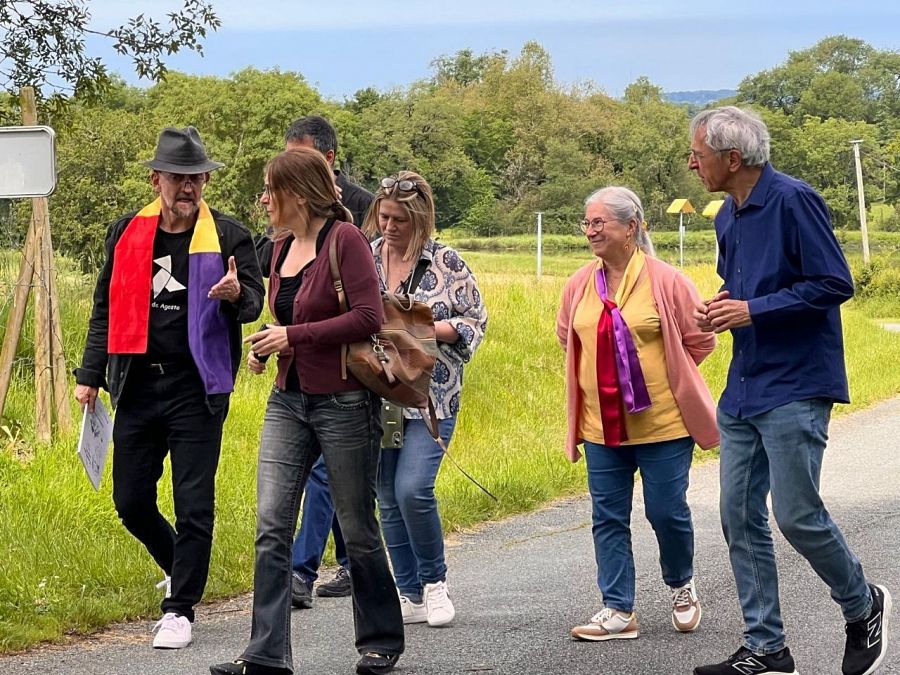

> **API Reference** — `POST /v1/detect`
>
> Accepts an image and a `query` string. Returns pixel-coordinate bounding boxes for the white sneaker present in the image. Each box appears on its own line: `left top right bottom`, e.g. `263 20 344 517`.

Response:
570 607 639 641
155 575 172 599
399 595 427 624
151 612 192 649
424 581 455 627
671 580 702 632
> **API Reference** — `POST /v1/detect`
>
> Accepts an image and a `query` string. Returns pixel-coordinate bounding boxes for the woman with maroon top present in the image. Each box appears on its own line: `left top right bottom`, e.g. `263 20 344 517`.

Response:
211 148 403 675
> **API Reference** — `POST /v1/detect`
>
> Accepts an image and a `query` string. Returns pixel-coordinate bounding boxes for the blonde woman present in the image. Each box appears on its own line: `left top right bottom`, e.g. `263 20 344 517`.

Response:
364 171 486 628
557 186 718 643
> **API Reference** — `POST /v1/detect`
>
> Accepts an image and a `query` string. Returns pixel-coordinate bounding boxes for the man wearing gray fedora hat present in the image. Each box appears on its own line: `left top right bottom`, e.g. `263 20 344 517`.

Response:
75 126 265 650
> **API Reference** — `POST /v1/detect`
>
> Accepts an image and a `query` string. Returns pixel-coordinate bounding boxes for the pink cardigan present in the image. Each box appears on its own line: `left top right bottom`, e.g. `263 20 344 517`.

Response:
556 257 719 462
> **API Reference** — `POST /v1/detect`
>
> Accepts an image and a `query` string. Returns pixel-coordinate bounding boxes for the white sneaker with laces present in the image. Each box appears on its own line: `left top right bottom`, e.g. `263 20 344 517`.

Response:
152 612 192 649
570 607 639 641
155 574 172 599
399 595 427 624
671 579 702 632
424 581 456 627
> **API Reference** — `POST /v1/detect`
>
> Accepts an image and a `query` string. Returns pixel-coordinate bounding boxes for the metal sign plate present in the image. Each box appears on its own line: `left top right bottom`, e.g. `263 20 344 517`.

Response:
0 126 57 198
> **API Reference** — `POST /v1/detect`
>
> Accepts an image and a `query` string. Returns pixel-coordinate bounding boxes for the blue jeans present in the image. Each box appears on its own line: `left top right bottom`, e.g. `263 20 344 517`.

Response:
240 388 403 671
583 436 695 614
377 416 456 602
718 399 871 655
291 455 349 584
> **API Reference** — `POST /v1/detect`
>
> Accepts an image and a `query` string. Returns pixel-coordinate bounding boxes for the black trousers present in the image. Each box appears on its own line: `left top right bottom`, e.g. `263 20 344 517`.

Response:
111 361 226 622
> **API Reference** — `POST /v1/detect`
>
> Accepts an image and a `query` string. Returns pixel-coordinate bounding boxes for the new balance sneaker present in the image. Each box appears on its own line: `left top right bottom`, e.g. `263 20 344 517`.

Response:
693 646 798 675
291 572 313 609
399 595 427 624
155 574 172 599
570 608 639 641
672 579 702 632
842 584 892 675
152 612 192 649
316 566 351 597
424 580 456 627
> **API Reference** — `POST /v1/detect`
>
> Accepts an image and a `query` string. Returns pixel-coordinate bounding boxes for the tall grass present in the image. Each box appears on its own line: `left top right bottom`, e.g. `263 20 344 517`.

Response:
1 246 899 651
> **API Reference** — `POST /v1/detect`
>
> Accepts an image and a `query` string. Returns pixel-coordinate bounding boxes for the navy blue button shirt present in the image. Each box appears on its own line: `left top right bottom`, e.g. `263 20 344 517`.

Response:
714 163 854 418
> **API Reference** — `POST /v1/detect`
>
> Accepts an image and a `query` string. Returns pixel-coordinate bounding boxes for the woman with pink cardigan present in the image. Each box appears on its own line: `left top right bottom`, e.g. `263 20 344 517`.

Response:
557 186 718 644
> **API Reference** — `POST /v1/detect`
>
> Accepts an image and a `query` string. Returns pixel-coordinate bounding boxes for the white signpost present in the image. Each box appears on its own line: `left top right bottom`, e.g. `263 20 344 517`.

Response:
0 126 57 198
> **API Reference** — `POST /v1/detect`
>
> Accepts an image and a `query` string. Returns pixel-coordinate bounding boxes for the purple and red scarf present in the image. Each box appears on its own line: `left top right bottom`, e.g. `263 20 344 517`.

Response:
107 198 233 395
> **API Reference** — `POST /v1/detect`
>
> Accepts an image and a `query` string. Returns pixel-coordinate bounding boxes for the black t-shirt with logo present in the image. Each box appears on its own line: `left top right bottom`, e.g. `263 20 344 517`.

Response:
146 226 192 359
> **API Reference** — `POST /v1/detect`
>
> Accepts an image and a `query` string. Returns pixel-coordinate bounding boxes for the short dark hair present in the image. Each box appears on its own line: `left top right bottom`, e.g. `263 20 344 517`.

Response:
284 115 337 155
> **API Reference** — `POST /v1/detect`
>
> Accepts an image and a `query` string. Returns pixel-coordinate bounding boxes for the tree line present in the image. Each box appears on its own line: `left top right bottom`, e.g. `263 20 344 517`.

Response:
1 35 899 268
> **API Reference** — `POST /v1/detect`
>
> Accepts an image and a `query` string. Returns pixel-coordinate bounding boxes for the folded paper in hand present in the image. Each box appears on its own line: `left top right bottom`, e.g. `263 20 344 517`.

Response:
77 398 113 490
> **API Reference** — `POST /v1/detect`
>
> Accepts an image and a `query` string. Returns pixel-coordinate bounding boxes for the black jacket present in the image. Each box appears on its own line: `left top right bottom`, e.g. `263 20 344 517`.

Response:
74 208 265 413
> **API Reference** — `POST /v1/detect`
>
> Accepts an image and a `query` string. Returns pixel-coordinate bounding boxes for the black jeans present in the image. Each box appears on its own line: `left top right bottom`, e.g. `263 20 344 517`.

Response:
111 361 226 622
240 388 404 671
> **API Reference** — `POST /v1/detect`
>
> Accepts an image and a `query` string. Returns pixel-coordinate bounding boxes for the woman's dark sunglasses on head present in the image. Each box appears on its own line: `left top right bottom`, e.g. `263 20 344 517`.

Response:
381 176 424 197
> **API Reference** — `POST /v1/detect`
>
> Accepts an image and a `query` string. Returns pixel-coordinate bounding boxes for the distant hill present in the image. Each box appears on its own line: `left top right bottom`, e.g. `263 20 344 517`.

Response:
664 89 737 106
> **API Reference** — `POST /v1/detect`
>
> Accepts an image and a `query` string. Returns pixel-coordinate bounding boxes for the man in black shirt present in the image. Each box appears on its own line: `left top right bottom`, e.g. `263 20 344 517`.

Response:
74 127 264 650
256 116 374 609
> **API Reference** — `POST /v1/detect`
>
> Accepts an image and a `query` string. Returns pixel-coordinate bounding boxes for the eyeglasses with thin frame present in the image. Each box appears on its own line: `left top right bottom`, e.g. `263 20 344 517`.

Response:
579 217 616 234
687 148 733 161
255 185 273 202
161 171 206 186
381 176 424 197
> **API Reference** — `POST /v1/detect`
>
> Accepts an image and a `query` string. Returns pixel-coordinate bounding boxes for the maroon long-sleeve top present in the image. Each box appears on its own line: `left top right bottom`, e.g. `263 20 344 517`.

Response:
268 221 382 393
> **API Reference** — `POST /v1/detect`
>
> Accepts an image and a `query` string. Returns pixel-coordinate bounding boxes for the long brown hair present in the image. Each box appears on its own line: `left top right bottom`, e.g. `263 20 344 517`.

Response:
266 148 351 233
362 170 435 261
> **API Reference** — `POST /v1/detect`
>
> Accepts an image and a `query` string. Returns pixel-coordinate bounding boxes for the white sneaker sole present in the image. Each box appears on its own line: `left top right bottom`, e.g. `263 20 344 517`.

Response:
860 585 892 675
426 611 455 627
152 637 191 649
673 604 702 632
571 630 639 642
402 614 428 625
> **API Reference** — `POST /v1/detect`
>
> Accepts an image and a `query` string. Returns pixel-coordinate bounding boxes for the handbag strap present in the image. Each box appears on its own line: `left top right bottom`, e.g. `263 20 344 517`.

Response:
406 258 430 295
422 401 498 502
327 222 351 380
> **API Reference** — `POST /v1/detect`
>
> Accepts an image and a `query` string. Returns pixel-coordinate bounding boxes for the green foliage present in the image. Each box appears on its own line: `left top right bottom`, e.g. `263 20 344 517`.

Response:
0 0 220 110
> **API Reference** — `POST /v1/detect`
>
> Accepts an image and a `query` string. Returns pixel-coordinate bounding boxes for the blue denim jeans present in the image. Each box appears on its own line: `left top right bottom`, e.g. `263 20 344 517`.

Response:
240 388 403 671
291 455 348 584
377 416 456 602
718 399 871 655
583 436 695 613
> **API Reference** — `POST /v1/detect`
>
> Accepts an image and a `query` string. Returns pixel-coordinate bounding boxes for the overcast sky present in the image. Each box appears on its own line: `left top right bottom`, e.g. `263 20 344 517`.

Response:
86 0 900 99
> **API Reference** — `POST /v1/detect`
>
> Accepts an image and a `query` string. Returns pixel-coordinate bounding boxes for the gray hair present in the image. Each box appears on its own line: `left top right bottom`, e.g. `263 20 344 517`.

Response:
585 186 655 256
689 106 770 167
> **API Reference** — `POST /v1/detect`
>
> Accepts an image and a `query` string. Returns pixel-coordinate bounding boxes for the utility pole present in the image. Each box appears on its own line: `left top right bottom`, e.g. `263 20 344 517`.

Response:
535 212 543 279
850 140 871 265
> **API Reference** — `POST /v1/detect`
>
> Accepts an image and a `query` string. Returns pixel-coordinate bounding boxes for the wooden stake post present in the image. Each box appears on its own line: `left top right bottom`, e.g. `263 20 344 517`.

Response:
0 87 72 441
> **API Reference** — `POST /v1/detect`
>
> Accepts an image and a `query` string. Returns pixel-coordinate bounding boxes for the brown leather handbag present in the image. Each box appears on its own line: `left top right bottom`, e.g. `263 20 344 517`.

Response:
328 224 438 410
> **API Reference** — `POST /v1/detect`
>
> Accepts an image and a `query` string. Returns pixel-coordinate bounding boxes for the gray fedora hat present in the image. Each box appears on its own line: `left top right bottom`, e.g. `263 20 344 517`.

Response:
143 126 224 173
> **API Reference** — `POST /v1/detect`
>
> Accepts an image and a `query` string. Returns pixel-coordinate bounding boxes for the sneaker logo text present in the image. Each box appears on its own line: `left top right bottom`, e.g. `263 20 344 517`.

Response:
730 657 768 674
867 611 882 648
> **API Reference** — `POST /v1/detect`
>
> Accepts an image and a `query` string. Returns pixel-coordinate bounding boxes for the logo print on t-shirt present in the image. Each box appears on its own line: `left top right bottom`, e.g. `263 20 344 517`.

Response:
152 255 186 298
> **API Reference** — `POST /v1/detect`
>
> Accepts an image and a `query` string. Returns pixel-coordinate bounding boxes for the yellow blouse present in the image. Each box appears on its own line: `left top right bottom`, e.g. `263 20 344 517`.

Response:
573 252 688 445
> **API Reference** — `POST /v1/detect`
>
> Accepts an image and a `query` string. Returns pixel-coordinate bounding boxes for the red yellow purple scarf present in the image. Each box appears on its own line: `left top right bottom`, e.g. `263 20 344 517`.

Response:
594 251 652 446
108 198 234 395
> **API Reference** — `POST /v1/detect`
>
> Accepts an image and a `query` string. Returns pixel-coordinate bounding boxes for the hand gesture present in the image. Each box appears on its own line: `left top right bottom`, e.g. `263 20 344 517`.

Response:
209 256 242 302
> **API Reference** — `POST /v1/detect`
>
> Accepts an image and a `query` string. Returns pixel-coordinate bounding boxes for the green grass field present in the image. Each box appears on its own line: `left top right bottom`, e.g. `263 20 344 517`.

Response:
1 243 899 651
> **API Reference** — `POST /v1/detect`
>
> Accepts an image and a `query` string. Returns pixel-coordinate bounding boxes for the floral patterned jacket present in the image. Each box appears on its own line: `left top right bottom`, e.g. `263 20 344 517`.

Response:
372 238 487 419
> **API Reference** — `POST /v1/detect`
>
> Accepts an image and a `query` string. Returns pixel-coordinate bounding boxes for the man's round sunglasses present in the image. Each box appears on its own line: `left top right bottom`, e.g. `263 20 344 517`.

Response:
381 176 424 197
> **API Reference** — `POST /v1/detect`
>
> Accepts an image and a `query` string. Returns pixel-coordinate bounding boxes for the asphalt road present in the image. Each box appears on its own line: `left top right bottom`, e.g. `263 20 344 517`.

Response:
5 398 900 675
